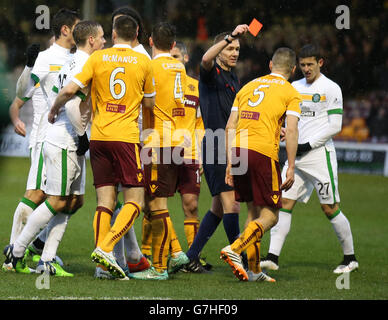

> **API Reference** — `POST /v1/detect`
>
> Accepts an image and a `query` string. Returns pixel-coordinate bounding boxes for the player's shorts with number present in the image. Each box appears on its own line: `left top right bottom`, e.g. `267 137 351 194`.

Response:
43 142 86 196
89 140 144 188
26 141 46 192
282 145 340 204
177 162 201 196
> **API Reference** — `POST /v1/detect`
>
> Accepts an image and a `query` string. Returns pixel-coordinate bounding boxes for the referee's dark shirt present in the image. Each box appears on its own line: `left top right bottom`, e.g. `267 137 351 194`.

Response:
199 62 240 132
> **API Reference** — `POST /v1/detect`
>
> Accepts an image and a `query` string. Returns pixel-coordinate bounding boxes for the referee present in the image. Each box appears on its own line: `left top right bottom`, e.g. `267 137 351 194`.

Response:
184 24 249 272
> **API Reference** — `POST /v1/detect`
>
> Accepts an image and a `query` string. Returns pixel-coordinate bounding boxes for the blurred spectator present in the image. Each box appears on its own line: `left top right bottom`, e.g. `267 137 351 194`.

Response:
368 107 388 143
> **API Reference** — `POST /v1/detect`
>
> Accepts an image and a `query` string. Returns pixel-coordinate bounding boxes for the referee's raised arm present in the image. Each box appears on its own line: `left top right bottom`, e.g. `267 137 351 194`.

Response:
201 24 249 71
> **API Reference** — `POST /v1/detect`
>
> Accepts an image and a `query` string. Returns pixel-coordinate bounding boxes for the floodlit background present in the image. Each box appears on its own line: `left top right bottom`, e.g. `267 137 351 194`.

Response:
0 0 388 143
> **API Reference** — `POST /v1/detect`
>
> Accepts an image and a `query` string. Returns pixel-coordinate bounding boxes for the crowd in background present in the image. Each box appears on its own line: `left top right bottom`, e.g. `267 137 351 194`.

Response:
1 0 388 142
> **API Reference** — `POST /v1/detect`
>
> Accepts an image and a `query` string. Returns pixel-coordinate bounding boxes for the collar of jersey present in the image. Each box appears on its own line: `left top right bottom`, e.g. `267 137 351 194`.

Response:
75 49 90 59
113 44 132 49
270 72 286 80
52 42 71 54
153 53 172 60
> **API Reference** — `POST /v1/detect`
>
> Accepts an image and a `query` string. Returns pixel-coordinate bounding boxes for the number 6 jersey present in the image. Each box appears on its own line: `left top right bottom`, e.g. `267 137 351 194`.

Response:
73 44 155 143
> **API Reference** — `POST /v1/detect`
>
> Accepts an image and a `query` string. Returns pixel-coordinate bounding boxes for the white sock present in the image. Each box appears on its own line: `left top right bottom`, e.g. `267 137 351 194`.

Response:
329 211 355 255
268 210 292 256
111 206 127 268
13 201 55 258
10 199 35 244
41 213 70 262
124 227 142 264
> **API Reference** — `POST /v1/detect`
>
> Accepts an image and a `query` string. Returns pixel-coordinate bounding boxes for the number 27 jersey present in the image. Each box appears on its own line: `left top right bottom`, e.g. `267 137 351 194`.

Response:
73 44 155 143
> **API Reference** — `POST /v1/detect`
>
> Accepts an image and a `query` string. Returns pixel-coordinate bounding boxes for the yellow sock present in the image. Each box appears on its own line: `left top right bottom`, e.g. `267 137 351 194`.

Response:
246 240 261 273
141 214 152 256
184 218 199 248
100 202 140 253
231 221 264 254
151 210 172 272
170 221 183 257
93 206 113 248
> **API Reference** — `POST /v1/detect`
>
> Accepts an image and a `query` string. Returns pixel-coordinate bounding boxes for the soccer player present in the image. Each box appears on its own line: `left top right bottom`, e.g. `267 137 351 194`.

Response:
130 22 188 280
220 47 301 282
44 15 155 279
94 5 152 279
167 41 212 272
5 20 103 277
260 44 359 274
184 24 249 271
3 9 80 274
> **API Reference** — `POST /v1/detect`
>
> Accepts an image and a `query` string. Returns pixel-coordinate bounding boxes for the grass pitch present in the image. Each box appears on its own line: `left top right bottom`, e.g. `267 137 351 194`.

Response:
0 156 387 300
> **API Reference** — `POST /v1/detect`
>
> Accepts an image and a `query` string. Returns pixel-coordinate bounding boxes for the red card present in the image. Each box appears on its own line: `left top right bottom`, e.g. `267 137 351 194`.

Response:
248 18 263 36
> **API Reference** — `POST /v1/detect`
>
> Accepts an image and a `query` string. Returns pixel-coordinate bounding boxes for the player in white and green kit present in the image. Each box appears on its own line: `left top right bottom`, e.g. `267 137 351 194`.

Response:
3 9 81 276
261 44 358 274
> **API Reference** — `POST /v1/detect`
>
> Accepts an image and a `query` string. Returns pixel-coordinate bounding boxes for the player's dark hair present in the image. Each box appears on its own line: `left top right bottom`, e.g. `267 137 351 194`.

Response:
298 43 322 62
113 15 138 42
52 8 80 39
213 31 231 45
72 21 101 46
151 22 176 51
174 41 188 56
111 6 145 44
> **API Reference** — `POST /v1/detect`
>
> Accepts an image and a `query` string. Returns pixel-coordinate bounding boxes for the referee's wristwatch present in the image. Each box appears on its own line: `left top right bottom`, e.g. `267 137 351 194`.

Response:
224 34 235 44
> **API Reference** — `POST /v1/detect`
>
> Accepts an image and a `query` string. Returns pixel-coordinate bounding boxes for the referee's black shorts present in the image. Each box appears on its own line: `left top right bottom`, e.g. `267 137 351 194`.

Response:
202 161 233 197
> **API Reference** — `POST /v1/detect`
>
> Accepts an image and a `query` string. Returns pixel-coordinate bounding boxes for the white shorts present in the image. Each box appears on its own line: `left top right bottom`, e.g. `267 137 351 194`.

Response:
282 145 340 204
43 142 86 196
26 142 46 192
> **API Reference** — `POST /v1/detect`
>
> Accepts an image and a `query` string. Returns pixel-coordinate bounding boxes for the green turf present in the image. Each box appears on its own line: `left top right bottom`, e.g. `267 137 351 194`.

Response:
0 156 387 300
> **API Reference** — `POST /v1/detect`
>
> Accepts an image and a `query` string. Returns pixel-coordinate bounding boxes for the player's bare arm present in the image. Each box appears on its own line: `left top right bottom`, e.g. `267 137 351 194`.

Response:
225 110 239 187
201 24 249 71
9 96 26 137
281 114 299 191
48 81 80 123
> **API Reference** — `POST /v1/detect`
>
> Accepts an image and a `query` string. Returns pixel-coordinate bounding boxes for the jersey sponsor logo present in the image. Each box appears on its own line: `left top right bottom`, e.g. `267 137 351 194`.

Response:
184 95 199 108
137 172 143 182
162 62 184 70
271 194 279 204
102 54 138 64
172 108 185 117
106 103 126 113
241 110 260 120
300 106 315 117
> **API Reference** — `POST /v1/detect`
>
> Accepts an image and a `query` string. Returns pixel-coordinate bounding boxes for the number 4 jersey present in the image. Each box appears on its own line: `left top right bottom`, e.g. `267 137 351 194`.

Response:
73 44 156 143
231 73 302 161
142 53 187 148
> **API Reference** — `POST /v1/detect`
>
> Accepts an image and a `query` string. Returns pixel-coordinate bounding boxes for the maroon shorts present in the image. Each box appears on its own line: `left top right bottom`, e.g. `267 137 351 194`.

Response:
89 140 144 188
143 147 183 197
177 163 201 195
232 148 282 209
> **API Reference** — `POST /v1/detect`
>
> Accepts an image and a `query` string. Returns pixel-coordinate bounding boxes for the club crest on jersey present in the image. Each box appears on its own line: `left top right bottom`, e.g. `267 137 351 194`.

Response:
312 93 321 103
